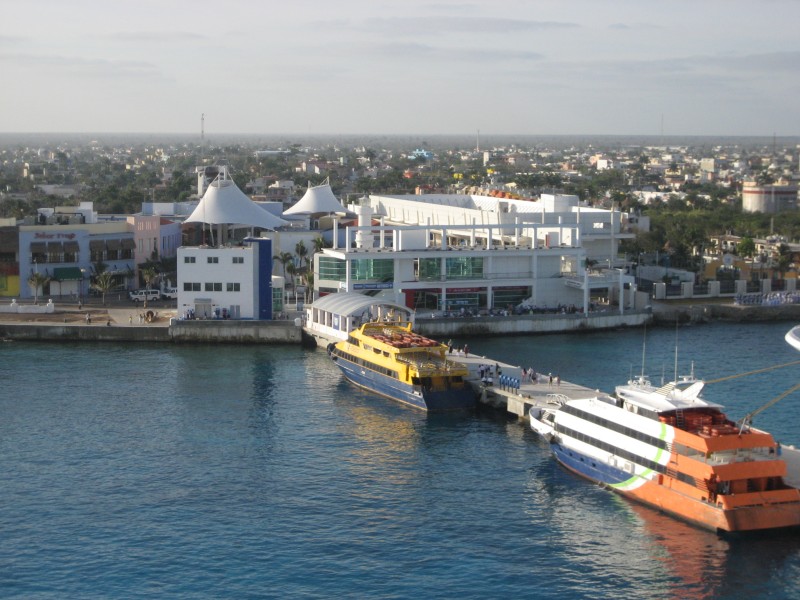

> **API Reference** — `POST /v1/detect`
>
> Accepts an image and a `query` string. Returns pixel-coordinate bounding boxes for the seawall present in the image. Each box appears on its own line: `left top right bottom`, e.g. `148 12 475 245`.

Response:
651 303 800 325
413 310 651 338
0 320 302 344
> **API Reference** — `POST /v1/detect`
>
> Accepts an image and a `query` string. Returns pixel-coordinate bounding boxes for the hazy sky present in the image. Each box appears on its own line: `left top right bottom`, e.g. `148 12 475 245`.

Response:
2 0 798 136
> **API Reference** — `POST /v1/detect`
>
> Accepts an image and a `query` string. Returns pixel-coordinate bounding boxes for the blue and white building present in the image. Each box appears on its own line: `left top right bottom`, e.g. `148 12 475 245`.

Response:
177 173 288 319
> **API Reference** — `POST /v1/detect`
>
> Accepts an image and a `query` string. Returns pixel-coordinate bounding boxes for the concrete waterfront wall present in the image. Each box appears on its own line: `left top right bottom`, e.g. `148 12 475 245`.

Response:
169 320 302 344
414 311 651 338
651 303 800 324
0 323 170 342
0 320 303 344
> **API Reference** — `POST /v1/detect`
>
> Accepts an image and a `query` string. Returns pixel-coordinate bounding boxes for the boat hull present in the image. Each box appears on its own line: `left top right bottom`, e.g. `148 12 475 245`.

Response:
552 442 800 533
333 354 476 411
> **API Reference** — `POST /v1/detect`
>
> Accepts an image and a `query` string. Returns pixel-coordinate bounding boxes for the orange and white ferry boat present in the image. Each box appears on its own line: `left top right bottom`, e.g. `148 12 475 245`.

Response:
530 370 800 533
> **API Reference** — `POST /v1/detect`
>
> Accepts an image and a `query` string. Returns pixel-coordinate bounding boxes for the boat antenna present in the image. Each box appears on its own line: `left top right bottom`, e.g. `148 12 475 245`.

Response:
673 319 679 382
641 323 647 379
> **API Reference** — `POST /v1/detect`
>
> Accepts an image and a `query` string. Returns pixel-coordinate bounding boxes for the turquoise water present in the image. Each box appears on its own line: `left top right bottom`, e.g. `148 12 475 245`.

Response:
1 322 799 599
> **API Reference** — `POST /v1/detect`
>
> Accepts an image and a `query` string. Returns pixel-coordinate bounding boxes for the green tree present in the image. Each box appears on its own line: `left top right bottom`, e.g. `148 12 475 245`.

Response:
295 240 309 271
312 236 328 252
274 251 294 281
737 237 756 258
776 244 793 281
91 271 116 306
141 266 158 290
27 271 50 304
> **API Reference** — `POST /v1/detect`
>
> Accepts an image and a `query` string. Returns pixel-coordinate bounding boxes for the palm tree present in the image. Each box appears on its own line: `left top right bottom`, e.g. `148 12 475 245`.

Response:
91 271 116 306
274 251 294 281
776 243 793 282
27 272 50 304
295 240 309 271
141 266 158 290
312 236 327 253
285 261 297 290
303 271 314 303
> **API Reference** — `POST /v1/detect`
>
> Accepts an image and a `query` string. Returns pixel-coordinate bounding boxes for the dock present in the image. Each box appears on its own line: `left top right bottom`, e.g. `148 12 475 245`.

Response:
449 352 603 417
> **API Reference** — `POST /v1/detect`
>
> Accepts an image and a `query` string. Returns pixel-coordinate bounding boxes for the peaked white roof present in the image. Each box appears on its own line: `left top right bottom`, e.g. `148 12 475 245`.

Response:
283 181 347 216
185 178 288 229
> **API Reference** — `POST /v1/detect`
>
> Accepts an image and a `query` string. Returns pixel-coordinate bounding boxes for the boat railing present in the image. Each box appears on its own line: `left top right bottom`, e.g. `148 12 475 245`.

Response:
396 354 463 373
546 393 569 406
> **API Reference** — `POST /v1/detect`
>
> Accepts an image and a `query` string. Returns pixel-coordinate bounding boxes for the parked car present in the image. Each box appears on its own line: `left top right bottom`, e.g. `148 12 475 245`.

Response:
129 289 161 303
161 287 178 300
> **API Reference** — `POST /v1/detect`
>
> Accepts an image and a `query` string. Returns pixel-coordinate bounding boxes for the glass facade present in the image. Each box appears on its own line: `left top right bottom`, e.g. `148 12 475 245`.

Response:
417 257 440 281
445 256 484 280
318 256 346 282
350 258 393 281
492 287 530 308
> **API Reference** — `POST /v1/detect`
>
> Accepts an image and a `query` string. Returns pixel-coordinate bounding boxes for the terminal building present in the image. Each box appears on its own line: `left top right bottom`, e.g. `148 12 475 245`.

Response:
313 193 635 315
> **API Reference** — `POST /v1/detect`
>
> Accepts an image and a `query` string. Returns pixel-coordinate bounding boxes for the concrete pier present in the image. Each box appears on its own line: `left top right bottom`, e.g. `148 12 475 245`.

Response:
449 352 603 418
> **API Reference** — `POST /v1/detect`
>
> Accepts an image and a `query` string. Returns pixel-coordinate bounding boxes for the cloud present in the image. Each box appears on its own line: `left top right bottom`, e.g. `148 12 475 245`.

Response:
0 34 27 44
0 52 168 81
323 15 578 36
361 41 544 63
101 31 208 43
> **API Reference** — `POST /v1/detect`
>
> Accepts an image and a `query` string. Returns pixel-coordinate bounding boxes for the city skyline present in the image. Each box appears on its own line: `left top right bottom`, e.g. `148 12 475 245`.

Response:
2 0 799 137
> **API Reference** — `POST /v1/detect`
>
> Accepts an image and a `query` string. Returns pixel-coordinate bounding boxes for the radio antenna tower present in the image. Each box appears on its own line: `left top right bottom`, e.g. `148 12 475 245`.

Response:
201 113 205 163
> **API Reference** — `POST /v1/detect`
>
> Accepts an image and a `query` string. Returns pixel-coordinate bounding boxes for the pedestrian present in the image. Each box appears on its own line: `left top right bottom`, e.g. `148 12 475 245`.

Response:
548 373 553 387
495 363 501 377
556 374 561 387
464 344 469 357
85 313 91 324
129 314 133 324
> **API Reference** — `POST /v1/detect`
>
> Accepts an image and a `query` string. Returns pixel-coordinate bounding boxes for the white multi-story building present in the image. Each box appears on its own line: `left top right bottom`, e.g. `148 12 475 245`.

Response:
177 174 288 319
177 238 275 320
313 193 636 314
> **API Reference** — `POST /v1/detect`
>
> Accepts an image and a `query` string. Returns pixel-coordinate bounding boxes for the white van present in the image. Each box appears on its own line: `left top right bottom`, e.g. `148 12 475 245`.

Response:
129 289 161 303
161 287 178 300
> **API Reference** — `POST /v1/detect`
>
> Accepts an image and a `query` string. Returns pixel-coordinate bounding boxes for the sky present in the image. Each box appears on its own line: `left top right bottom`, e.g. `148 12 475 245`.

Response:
1 0 799 137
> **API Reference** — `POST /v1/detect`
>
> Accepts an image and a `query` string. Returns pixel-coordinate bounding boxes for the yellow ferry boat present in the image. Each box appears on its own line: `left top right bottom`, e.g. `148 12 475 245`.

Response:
328 321 476 411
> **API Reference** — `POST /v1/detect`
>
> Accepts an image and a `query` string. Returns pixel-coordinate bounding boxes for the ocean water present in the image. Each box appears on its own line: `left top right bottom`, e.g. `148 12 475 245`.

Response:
1 321 800 599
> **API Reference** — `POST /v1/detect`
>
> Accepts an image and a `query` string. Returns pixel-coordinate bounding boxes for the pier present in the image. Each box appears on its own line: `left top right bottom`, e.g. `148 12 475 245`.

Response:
451 352 603 417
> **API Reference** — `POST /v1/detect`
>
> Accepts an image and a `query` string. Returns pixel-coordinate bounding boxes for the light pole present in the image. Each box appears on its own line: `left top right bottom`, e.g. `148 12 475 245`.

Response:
80 268 87 305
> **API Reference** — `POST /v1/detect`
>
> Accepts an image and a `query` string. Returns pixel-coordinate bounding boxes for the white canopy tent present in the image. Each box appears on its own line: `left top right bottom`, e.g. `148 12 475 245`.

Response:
185 177 288 244
283 180 347 216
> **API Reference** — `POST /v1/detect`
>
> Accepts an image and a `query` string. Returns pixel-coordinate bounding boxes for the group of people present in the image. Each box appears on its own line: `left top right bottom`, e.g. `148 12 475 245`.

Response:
446 340 470 357
520 367 560 387
477 363 501 386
